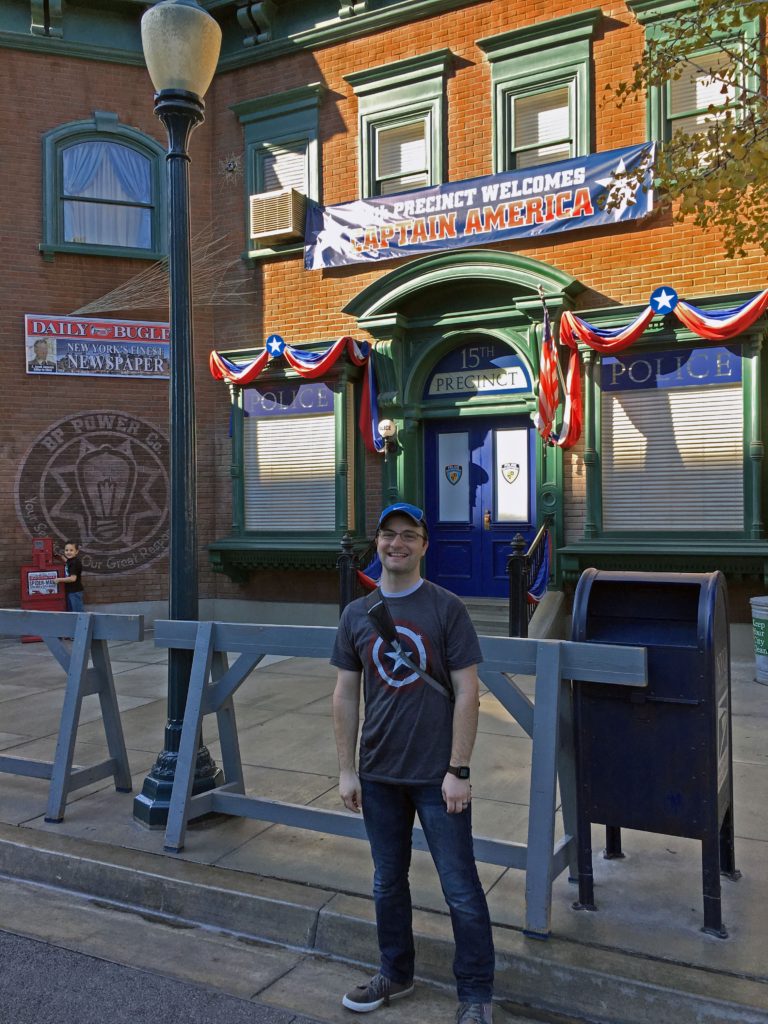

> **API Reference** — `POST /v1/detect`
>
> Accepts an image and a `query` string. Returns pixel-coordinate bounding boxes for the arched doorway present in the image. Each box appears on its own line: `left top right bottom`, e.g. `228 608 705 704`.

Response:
345 249 583 597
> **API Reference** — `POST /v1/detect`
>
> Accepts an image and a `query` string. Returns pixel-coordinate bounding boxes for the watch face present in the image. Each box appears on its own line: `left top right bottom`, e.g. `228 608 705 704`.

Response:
450 766 470 779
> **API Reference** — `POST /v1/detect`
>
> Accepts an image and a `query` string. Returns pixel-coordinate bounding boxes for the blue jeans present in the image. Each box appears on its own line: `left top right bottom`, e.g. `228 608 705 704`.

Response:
66 591 84 613
360 778 494 1002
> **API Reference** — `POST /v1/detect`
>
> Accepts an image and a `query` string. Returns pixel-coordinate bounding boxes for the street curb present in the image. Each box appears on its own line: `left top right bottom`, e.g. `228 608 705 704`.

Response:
1 823 766 1024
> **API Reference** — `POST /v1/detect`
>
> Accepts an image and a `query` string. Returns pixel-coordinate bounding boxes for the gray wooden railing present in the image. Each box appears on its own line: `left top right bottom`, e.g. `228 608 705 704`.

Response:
154 619 647 939
0 609 143 822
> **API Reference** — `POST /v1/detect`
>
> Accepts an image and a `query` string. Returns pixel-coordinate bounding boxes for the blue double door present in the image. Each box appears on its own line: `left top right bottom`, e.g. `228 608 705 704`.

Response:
424 416 536 597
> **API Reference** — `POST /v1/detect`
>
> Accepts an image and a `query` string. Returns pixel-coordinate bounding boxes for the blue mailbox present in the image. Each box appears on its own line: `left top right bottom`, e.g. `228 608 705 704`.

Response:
571 569 739 937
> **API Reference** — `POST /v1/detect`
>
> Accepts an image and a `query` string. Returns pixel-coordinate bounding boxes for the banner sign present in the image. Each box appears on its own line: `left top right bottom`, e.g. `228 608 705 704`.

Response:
25 315 170 379
601 346 743 392
425 341 532 400
305 143 655 270
244 381 335 417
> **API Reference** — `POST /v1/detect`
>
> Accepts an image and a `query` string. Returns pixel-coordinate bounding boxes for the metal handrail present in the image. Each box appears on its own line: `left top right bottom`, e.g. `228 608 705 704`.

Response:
338 533 377 614
508 516 553 637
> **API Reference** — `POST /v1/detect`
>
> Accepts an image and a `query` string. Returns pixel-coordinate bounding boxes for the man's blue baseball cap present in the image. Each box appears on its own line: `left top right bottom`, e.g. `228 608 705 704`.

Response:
377 502 428 535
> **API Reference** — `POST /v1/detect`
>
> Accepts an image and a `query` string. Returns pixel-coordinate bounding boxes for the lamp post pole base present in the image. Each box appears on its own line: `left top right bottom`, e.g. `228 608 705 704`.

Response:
133 744 222 830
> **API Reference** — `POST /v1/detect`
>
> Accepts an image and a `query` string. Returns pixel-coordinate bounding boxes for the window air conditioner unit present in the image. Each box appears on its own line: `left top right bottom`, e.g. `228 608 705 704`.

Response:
249 188 307 243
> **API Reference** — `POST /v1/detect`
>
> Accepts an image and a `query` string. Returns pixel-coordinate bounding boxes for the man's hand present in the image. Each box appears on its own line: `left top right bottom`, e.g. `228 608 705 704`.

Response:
339 767 362 813
442 772 471 814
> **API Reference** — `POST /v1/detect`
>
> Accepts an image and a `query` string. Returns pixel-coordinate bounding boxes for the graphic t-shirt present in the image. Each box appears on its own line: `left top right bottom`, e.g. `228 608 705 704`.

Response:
64 557 84 594
331 580 482 784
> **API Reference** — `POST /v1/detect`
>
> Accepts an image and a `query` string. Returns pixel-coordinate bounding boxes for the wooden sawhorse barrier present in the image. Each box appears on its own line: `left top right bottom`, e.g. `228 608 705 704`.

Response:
0 609 143 822
158 620 646 938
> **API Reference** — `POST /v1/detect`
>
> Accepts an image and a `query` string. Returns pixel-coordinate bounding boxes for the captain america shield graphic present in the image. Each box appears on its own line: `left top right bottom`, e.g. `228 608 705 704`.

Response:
373 626 428 688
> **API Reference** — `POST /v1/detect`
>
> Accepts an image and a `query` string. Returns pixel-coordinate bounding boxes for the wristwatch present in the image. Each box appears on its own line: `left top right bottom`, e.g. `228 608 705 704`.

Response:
446 765 470 779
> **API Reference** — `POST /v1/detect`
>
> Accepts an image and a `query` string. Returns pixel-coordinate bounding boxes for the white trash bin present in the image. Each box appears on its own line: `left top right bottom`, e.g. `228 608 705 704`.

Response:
749 596 768 685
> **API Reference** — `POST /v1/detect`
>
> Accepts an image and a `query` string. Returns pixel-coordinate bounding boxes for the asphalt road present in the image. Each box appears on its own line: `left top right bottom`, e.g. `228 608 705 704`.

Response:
0 929 321 1024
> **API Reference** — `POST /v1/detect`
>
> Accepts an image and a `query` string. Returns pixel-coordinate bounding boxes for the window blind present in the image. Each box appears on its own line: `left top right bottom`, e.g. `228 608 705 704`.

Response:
670 51 735 133
513 88 571 169
375 119 429 194
261 144 307 193
602 384 743 530
243 414 335 531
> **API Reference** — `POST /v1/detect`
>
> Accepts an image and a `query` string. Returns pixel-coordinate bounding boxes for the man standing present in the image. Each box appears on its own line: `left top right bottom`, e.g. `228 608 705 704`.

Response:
331 503 494 1024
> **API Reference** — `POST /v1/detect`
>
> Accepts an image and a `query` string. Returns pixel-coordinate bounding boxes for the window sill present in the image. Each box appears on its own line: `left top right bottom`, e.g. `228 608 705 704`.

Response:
39 243 165 263
244 240 304 261
559 538 768 584
208 533 368 582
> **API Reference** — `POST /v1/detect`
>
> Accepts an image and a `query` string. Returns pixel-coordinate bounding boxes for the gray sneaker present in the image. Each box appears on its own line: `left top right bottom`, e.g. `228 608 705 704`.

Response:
342 972 415 1012
456 1002 493 1024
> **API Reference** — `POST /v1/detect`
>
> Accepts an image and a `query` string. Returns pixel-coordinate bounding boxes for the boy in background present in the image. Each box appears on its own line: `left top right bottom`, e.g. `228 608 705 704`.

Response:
57 542 84 612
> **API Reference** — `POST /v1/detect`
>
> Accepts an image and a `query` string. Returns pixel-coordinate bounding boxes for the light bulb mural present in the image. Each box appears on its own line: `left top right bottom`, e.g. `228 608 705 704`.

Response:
16 411 169 574
72 440 139 545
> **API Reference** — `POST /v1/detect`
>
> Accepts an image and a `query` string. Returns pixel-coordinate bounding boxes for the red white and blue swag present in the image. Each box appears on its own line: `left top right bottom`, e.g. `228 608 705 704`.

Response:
209 285 768 455
210 334 385 453
535 286 768 449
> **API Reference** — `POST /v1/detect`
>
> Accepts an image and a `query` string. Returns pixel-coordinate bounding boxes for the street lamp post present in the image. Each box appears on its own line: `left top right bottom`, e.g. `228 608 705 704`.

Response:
133 0 223 828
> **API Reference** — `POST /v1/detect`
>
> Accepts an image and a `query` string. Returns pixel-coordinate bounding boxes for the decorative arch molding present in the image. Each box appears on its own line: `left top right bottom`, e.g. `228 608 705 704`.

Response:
343 248 584 325
403 325 536 411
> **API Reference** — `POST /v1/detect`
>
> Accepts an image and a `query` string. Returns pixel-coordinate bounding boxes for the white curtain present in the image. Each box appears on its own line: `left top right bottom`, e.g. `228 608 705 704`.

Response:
63 141 152 248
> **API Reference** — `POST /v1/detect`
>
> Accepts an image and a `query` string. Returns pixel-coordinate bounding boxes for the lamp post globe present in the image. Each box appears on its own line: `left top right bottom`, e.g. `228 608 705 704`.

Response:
133 0 223 828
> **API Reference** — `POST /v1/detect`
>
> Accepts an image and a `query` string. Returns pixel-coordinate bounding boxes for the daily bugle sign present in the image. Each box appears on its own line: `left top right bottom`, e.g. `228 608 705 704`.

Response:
305 143 655 270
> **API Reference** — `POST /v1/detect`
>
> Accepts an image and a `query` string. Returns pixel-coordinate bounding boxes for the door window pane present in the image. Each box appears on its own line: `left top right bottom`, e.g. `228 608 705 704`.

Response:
494 429 530 522
438 432 470 523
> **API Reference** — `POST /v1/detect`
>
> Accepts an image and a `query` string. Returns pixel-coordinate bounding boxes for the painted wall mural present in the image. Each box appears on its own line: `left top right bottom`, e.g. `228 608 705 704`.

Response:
16 411 169 575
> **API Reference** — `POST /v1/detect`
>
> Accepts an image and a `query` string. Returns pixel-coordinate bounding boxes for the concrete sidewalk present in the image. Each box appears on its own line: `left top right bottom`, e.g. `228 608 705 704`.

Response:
0 630 766 1023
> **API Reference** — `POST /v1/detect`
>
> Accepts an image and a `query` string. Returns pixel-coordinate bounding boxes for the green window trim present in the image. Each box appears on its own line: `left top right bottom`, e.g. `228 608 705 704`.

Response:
40 111 166 262
345 50 453 199
231 83 326 259
626 0 760 143
572 297 765 546
213 347 368 576
478 9 602 174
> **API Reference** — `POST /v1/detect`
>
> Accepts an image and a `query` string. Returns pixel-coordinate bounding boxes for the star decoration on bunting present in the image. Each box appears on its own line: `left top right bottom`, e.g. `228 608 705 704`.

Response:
266 334 285 357
649 286 679 313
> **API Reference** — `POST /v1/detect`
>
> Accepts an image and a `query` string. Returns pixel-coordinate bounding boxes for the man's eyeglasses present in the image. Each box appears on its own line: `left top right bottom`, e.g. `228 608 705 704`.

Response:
377 529 426 544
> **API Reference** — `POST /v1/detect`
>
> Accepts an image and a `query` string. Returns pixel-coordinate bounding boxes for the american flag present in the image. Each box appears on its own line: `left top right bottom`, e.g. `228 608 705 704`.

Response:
533 297 559 442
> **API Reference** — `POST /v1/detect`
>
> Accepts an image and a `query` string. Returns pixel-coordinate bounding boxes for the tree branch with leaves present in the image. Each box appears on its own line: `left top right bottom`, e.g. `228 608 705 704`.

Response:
603 0 768 258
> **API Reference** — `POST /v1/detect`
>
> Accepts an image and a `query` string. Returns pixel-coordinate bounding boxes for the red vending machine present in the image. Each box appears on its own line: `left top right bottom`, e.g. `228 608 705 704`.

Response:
20 538 66 641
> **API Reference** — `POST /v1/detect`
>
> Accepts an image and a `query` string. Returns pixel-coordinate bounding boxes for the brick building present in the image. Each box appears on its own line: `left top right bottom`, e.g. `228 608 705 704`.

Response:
2 0 765 621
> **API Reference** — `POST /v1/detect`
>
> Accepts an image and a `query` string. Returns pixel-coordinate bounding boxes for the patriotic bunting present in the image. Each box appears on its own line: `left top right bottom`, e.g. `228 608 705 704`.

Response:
211 285 768 458
209 334 383 453
559 306 655 354
674 290 768 341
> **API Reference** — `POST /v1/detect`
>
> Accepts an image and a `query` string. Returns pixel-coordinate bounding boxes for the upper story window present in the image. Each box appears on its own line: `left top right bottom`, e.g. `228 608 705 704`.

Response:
41 112 165 260
232 83 325 256
373 118 430 196
628 1 758 145
667 50 737 137
346 50 452 199
478 9 601 173
512 87 572 169
258 142 308 194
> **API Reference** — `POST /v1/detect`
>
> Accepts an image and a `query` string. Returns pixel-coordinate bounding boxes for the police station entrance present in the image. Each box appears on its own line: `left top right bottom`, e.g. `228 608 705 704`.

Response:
421 340 537 598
